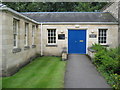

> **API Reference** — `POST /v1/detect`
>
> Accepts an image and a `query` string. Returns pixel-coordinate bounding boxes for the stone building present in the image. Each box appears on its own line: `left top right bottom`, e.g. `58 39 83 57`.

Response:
22 12 118 56
101 1 120 44
101 2 119 19
0 4 119 76
0 5 41 76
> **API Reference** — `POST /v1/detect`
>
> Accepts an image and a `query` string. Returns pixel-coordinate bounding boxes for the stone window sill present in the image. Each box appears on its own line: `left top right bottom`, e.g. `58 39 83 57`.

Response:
46 44 58 47
24 46 30 50
12 48 21 53
32 45 36 48
101 44 109 47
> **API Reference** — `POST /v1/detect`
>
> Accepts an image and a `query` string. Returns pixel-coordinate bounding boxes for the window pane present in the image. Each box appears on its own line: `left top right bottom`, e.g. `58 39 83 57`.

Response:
48 41 50 43
104 41 106 43
14 35 16 39
51 33 53 36
25 23 29 45
51 41 53 43
48 33 50 36
13 19 19 47
51 37 53 39
14 41 16 46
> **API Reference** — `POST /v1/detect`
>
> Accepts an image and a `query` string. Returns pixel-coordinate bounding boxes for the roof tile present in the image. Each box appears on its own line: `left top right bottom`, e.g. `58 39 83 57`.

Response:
21 12 117 22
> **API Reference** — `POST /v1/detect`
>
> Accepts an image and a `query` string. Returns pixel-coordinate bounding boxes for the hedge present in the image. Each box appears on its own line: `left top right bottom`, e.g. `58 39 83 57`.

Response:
91 44 120 89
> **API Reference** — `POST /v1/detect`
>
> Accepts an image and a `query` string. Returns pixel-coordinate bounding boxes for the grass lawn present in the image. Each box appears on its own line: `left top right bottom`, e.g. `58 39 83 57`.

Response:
2 56 66 88
0 78 2 89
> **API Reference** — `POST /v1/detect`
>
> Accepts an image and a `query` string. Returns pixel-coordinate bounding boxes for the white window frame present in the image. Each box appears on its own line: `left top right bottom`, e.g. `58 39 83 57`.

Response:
25 23 29 46
32 25 35 45
13 19 19 48
47 29 57 45
98 29 107 45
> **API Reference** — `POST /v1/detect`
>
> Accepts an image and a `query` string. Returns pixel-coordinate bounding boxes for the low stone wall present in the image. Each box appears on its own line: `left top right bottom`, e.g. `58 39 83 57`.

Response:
2 54 41 77
87 48 96 62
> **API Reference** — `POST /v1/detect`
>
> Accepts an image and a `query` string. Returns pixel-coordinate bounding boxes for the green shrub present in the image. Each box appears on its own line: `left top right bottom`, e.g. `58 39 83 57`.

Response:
92 44 107 66
108 73 120 90
93 50 105 66
91 43 106 51
107 48 118 58
107 47 120 74
101 55 118 73
92 44 120 89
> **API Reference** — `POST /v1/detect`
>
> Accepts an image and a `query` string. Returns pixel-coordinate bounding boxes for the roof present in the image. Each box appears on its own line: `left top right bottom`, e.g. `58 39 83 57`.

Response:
0 5 38 24
0 3 7 8
21 12 117 23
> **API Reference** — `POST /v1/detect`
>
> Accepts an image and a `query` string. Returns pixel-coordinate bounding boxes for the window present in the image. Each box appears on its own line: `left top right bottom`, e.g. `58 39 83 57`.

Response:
13 19 19 48
24 23 29 46
98 29 107 44
32 25 35 45
48 29 56 44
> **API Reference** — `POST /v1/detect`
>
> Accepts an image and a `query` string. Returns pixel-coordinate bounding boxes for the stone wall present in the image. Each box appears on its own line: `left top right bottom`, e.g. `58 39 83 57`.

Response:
1 11 41 76
102 2 120 45
42 24 118 56
103 2 119 20
0 10 2 76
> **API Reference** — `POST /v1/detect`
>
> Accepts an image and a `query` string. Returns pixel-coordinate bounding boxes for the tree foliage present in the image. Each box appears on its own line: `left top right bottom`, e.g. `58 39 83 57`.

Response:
3 2 107 12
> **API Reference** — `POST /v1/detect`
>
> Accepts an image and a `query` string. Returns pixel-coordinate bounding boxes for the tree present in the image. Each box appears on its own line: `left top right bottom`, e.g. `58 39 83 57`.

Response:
74 2 107 12
2 2 107 12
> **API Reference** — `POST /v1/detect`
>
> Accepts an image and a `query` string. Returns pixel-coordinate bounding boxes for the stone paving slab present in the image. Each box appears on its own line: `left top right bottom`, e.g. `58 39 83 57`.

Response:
64 54 111 88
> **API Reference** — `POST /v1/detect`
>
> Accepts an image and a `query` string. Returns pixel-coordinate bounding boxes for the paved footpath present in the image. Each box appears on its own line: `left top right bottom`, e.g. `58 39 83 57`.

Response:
64 54 111 88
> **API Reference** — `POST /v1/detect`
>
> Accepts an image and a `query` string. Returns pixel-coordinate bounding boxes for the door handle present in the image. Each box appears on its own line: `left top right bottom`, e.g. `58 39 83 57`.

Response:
80 40 84 42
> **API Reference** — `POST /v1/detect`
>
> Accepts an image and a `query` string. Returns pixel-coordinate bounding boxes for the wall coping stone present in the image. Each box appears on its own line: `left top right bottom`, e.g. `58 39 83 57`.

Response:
46 45 58 47
32 45 36 48
24 46 30 50
88 48 97 53
12 48 21 53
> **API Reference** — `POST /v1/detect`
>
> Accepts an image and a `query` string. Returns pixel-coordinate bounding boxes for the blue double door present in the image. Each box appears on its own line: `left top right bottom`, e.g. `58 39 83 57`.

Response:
68 30 86 54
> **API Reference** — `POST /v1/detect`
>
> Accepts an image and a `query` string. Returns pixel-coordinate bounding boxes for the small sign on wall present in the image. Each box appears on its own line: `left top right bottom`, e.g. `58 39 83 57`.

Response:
58 34 65 40
89 34 97 38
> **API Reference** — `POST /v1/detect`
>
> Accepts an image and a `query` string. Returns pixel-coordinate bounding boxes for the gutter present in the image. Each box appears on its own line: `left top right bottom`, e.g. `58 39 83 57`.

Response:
0 7 39 24
38 22 118 25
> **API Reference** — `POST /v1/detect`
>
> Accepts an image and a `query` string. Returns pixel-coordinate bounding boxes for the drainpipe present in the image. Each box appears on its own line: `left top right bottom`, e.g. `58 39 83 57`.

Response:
40 23 43 56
